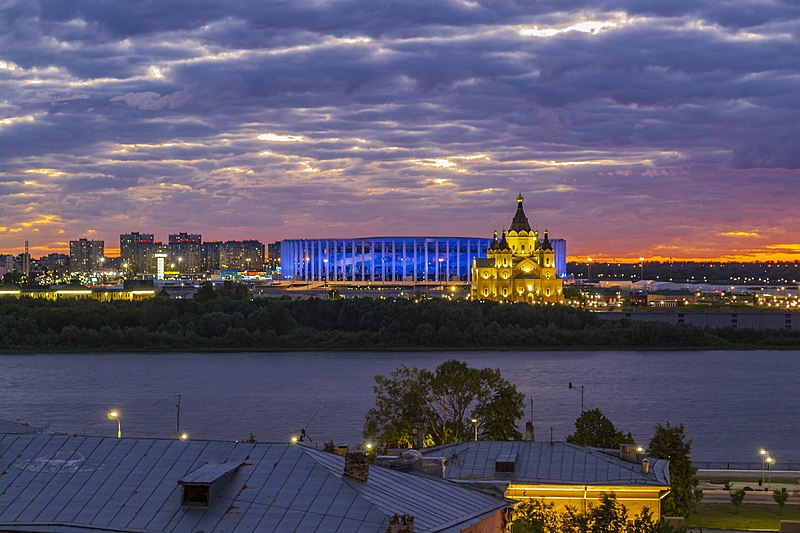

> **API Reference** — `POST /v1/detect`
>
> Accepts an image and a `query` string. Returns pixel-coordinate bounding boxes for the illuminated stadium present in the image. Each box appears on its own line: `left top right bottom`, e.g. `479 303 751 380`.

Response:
281 237 566 284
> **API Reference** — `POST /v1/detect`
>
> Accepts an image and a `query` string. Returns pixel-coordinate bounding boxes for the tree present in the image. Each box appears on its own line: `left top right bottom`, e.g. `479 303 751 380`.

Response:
193 281 217 302
730 488 746 514
363 359 524 448
566 408 633 448
648 422 702 517
512 499 562 533
773 488 789 514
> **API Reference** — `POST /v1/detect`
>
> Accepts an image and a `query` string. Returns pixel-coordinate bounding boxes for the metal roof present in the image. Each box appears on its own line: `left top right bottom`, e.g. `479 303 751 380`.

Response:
425 441 670 487
0 434 508 533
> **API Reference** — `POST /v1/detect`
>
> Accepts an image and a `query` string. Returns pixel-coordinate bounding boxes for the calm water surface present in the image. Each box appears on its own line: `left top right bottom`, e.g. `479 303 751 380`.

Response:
0 350 797 462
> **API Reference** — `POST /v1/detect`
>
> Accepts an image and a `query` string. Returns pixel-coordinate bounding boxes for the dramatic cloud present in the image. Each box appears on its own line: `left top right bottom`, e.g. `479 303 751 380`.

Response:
0 0 799 260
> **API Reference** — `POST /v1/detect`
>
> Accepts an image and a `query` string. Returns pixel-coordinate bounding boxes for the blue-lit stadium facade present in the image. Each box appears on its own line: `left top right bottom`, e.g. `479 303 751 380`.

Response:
281 237 566 283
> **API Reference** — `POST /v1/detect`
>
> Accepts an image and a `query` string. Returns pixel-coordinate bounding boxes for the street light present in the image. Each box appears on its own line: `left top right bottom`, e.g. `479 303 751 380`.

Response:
760 449 768 487
639 257 645 281
587 257 593 282
568 382 585 412
766 456 775 490
323 258 329 288
179 433 189 441
108 410 121 439
471 418 478 441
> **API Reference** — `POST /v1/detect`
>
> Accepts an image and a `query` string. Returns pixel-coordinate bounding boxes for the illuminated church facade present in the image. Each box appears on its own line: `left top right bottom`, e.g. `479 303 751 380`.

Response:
471 194 564 304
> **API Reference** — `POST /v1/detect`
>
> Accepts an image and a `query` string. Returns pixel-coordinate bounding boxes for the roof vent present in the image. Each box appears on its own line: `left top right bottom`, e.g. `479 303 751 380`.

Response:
495 450 518 473
642 458 650 475
179 462 242 508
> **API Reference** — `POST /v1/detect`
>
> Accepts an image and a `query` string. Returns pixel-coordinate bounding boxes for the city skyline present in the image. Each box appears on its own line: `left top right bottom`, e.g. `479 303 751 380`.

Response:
1 1 799 262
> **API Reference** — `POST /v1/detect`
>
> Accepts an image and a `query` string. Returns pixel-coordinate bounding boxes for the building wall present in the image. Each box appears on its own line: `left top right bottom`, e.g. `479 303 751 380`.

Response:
69 239 105 272
281 237 494 283
168 233 202 272
506 484 667 521
461 509 508 533
598 311 800 330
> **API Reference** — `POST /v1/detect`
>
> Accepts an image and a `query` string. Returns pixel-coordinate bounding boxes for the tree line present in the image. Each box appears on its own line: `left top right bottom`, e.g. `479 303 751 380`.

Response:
0 290 798 351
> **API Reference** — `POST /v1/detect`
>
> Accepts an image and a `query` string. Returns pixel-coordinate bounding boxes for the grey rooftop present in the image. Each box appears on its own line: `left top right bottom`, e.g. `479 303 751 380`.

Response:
425 441 670 487
0 434 508 533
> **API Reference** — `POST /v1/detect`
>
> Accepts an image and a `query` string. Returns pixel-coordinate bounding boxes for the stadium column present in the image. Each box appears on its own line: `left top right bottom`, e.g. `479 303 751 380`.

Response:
456 239 461 281
446 239 451 283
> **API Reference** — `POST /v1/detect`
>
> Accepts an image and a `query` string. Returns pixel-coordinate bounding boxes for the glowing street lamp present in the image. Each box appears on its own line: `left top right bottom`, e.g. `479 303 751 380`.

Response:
766 456 775 490
639 257 645 281
760 449 768 487
471 418 478 441
108 410 121 439
587 257 593 282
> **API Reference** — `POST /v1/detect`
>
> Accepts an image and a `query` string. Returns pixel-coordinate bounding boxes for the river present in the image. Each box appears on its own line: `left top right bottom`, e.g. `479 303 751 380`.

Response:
0 350 796 462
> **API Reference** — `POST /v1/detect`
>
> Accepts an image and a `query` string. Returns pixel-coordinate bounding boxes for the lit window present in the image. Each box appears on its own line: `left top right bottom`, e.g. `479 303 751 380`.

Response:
483 288 489 296
546 272 551 279
546 288 551 296
503 288 508 296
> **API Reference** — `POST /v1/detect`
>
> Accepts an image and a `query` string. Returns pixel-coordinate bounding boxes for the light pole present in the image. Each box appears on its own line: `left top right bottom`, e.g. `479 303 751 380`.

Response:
587 257 593 282
323 258 328 289
568 382 585 412
471 418 478 441
760 449 768 488
108 410 121 438
305 256 310 289
639 257 645 281
766 456 775 490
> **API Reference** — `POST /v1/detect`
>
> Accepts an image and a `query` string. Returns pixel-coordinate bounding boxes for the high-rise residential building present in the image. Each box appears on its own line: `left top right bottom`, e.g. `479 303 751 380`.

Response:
220 240 265 271
168 233 202 272
120 232 159 275
40 253 70 277
202 241 222 272
266 241 281 270
69 238 105 273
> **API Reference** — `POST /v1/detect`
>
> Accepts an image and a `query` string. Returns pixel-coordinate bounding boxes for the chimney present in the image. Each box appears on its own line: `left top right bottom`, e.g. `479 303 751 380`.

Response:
344 452 369 483
619 444 642 463
642 458 650 475
387 514 415 533
524 421 534 441
336 445 349 456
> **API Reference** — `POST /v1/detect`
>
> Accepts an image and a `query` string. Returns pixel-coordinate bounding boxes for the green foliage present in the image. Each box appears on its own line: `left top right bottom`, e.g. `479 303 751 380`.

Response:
193 281 217 303
362 359 524 448
730 488 746 514
512 499 562 533
648 422 702 517
566 408 634 448
0 296 796 352
512 495 665 533
773 488 789 513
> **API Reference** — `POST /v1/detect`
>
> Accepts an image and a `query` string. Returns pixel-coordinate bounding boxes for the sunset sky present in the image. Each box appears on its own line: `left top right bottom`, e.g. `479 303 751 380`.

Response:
1 1 799 261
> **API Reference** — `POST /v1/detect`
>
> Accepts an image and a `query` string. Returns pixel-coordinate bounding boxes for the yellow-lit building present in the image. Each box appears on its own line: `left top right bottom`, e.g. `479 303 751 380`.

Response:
0 283 155 301
426 441 671 521
471 194 564 303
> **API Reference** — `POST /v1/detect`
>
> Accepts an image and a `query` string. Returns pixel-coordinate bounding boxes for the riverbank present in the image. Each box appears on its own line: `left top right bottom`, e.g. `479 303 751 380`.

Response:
1 297 798 353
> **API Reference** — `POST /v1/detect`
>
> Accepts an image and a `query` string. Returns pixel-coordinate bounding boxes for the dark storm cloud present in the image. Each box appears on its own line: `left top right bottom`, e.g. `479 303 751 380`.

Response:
0 0 798 258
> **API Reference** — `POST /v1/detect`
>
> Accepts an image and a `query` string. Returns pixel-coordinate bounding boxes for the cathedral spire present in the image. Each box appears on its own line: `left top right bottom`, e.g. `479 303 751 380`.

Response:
509 193 532 232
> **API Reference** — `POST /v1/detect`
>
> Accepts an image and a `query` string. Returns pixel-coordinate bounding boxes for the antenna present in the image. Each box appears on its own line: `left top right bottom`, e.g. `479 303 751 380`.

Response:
175 395 182 435
298 402 324 443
